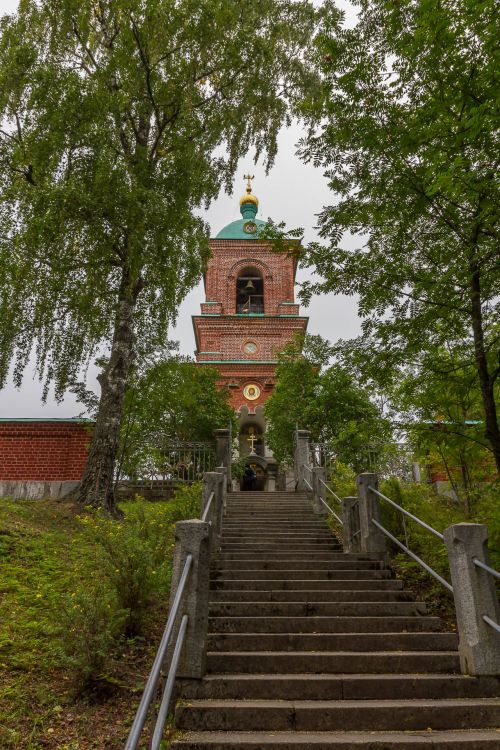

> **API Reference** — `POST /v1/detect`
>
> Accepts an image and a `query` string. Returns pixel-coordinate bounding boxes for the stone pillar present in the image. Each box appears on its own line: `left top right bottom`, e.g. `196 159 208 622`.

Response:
168 520 211 678
444 523 500 676
201 471 224 549
215 465 228 516
342 496 361 553
311 467 328 516
277 472 286 492
294 429 310 491
214 429 232 490
356 472 387 562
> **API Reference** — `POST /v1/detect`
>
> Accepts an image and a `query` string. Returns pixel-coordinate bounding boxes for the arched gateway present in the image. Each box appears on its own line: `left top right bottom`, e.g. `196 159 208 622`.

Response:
192 177 308 488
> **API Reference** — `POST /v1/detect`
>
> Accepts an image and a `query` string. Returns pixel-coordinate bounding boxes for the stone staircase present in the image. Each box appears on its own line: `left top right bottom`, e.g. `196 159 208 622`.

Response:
173 491 500 748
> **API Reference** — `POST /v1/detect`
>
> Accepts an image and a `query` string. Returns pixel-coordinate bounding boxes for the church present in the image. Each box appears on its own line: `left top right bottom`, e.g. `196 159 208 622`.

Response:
192 177 308 489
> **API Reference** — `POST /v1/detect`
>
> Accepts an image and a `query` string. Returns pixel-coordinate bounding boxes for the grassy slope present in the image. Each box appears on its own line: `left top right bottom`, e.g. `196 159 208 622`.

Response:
0 494 197 750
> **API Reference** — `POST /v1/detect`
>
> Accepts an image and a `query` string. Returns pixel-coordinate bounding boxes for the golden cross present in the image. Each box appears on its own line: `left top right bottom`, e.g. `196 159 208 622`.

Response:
248 433 257 453
244 173 254 194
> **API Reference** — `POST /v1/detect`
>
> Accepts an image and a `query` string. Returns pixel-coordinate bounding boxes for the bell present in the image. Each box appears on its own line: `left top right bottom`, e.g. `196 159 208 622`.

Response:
243 279 255 292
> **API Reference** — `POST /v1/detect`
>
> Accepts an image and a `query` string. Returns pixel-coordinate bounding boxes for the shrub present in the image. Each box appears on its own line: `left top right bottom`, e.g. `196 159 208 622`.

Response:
56 581 126 687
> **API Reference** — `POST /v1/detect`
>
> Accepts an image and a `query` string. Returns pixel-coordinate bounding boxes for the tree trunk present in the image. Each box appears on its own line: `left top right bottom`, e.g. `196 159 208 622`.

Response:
78 268 139 514
469 265 500 475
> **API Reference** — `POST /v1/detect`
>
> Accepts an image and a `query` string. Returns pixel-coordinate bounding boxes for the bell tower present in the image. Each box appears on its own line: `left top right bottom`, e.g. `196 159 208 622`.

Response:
192 179 308 471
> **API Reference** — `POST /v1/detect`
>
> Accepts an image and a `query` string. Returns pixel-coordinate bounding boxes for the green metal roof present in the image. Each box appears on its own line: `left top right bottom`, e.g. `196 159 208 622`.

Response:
216 217 268 240
215 197 268 240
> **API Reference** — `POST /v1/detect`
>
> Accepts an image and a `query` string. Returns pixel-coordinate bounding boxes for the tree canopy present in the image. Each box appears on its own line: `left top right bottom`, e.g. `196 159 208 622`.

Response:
299 0 500 472
115 356 236 481
264 334 391 469
0 0 318 511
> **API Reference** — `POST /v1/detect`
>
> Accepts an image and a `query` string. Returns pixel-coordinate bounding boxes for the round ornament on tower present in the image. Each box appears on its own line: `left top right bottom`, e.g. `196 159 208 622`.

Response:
243 383 261 401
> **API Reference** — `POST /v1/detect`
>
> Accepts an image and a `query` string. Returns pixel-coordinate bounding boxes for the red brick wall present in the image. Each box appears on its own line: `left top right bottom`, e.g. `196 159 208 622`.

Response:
0 421 92 481
193 315 308 363
194 236 308 413
204 239 297 315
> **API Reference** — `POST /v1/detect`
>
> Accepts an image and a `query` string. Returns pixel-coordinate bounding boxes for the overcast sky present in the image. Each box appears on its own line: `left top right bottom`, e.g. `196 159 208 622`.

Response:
0 0 361 418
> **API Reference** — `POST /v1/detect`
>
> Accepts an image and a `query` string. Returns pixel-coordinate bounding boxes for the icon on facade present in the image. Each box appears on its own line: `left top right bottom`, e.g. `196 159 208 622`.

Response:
243 383 261 401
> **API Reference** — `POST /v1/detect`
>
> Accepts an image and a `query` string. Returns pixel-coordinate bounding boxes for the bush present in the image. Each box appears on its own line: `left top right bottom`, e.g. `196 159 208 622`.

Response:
377 478 500 619
54 485 203 687
56 582 126 687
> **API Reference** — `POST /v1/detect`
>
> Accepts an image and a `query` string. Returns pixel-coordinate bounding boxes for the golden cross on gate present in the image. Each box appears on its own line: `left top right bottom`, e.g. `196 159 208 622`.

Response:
248 433 257 453
244 173 254 194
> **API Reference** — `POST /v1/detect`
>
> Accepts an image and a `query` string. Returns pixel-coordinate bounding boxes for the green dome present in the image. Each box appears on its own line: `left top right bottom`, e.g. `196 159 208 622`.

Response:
216 217 267 239
216 184 267 239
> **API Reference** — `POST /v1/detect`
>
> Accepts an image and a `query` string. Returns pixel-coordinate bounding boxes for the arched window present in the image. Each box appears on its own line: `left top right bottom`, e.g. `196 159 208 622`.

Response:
236 266 264 314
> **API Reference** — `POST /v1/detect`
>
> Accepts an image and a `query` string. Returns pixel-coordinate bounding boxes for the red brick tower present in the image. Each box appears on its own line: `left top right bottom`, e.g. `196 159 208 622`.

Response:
192 178 307 474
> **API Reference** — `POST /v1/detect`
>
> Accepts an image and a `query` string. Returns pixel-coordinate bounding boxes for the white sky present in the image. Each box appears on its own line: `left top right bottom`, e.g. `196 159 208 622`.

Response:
0 0 361 418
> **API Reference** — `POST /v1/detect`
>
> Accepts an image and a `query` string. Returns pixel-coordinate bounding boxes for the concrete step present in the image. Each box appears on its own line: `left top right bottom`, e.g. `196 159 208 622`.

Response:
209 602 427 617
209 589 413 602
208 616 443 633
222 522 328 528
206 651 460 674
213 560 382 571
214 553 370 563
212 570 392 580
219 546 344 553
179 673 500 701
210 579 403 591
207 632 457 652
172 729 500 748
175 697 500 732
221 536 336 543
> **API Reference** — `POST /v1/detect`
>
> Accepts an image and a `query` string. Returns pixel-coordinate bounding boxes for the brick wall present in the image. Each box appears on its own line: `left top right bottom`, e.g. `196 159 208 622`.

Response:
193 236 308 413
0 420 92 481
204 239 298 315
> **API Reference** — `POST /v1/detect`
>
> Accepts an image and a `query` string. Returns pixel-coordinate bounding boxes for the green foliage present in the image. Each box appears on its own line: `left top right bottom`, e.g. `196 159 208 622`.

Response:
56 581 126 686
299 0 500 468
117 357 236 479
377 478 500 616
0 485 201 710
265 333 391 467
0 0 319 509
392 344 498 513
0 0 318 395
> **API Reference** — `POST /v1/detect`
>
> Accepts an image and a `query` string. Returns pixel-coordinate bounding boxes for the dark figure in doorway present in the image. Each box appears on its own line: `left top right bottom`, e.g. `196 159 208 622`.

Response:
243 465 257 491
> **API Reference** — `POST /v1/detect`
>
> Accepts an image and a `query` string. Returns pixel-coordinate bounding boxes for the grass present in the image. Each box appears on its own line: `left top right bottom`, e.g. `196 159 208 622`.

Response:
0 486 201 750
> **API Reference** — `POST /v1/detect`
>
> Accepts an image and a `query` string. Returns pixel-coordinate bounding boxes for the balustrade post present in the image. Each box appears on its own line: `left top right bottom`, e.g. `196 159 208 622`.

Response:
214 429 232 490
356 472 388 562
342 496 361 553
215 465 228 517
444 523 500 676
168 520 211 678
294 429 310 491
201 471 224 549
311 467 328 516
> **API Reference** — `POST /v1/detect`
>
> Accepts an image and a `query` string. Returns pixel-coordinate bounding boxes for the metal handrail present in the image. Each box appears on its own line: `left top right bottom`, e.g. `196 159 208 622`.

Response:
319 478 342 505
371 519 453 594
472 559 500 633
483 614 500 634
150 614 189 749
473 558 500 580
302 463 313 475
319 494 343 525
304 478 313 491
201 491 215 523
124 554 193 750
369 485 444 541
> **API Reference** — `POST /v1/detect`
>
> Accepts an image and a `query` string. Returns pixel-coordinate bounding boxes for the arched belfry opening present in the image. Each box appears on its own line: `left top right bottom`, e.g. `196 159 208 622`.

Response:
236 266 264 314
